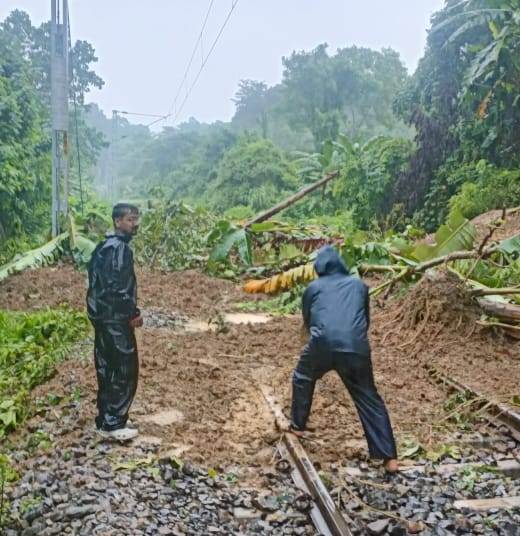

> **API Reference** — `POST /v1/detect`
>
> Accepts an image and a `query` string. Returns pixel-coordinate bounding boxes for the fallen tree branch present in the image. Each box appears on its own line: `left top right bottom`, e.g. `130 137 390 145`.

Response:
369 268 409 297
477 298 520 322
369 245 502 297
470 287 520 297
477 320 520 330
245 171 340 227
478 206 506 255
416 245 497 271
358 263 403 274
462 207 506 281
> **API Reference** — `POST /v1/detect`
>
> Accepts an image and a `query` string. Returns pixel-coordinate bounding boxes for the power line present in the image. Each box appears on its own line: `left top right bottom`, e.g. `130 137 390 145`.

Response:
115 110 167 119
168 0 215 118
147 0 239 129
145 0 215 129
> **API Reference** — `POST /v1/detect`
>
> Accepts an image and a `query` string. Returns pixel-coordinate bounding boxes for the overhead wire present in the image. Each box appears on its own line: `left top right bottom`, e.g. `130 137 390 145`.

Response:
116 111 167 119
169 0 215 117
147 0 240 129
145 0 215 129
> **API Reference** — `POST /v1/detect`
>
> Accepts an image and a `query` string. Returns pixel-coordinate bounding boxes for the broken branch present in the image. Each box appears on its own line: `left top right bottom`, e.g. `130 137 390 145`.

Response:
245 171 340 227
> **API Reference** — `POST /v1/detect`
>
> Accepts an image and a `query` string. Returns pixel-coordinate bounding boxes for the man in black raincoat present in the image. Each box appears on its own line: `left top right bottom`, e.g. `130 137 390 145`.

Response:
87 203 142 441
290 245 398 472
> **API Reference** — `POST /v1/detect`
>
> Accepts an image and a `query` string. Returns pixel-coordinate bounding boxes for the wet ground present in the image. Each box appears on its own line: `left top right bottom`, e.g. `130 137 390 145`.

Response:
1 265 519 534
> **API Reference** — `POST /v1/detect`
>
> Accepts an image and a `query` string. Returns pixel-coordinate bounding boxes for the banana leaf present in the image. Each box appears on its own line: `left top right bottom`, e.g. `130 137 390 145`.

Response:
68 214 96 267
210 228 252 265
412 209 476 262
244 262 316 294
0 234 67 281
497 233 520 255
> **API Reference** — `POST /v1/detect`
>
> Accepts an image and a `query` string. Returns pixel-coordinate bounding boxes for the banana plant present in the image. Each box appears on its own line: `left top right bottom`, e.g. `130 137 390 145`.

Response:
0 234 67 282
409 209 476 262
207 220 253 266
241 210 514 296
0 216 97 282
432 0 520 89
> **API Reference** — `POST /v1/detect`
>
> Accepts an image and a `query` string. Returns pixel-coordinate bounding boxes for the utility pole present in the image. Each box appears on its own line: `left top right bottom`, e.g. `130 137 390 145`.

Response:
110 110 119 204
50 0 69 236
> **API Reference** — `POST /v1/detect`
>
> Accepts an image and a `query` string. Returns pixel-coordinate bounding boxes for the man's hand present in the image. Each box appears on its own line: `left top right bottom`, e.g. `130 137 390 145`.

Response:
129 315 144 328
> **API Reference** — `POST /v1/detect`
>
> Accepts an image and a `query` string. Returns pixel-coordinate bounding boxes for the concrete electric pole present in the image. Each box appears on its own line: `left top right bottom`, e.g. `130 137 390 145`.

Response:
50 0 69 236
110 110 119 204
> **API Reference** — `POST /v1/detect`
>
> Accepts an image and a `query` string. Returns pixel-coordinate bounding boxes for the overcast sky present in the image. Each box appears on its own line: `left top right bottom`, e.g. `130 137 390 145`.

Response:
1 1 444 129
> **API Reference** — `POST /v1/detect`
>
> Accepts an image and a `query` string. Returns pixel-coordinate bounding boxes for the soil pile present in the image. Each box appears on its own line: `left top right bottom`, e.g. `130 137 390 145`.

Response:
471 207 520 243
376 270 520 403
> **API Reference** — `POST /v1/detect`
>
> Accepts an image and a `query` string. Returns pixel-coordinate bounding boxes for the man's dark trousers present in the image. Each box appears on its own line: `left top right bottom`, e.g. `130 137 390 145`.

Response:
93 322 139 431
291 345 397 460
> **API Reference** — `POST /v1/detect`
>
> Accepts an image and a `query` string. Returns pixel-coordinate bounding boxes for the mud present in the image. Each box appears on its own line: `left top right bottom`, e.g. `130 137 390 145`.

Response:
471 207 520 243
0 264 242 319
3 266 519 474
19 314 448 472
377 270 520 405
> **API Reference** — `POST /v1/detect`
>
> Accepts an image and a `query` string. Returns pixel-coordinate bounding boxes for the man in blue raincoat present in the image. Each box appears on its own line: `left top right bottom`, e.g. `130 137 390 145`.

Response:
290 245 398 472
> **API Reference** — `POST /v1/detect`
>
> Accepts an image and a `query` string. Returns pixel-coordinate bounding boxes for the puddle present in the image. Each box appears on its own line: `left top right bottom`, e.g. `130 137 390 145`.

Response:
148 409 185 426
144 310 273 333
224 313 271 325
184 313 272 333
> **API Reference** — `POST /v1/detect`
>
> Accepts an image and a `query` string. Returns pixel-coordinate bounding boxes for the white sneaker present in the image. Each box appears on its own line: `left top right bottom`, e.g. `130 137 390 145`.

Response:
96 427 138 441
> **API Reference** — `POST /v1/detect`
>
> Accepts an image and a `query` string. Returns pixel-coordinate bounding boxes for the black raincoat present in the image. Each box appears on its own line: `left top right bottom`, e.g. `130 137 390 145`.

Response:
291 246 397 460
87 232 139 323
302 245 370 356
87 231 139 431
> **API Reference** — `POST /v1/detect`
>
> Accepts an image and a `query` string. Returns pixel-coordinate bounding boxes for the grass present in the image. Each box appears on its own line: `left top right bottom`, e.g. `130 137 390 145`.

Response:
0 307 89 439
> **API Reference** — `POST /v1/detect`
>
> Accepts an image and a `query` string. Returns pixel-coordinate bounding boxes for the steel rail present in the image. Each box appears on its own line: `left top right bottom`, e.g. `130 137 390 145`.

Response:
259 384 353 536
425 364 520 442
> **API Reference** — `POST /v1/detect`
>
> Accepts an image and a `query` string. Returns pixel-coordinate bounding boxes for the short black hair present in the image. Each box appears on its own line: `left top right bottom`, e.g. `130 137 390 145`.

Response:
112 203 139 223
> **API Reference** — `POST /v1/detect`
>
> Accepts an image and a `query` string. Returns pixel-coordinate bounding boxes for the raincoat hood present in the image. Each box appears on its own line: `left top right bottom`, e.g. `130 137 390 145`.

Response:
314 245 349 276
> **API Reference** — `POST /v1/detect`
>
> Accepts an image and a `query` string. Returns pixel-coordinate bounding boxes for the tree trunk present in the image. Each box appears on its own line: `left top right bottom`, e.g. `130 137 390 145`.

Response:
477 298 520 322
245 171 340 228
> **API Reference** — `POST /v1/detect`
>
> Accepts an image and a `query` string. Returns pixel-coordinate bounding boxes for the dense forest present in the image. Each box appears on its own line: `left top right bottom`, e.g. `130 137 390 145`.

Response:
1 0 519 263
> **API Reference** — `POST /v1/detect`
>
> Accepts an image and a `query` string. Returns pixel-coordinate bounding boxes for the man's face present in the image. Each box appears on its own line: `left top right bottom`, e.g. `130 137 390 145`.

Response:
115 211 139 236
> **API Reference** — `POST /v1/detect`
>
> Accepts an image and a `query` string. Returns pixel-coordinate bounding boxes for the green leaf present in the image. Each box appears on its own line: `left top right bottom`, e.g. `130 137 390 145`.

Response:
400 443 422 459
497 234 520 255
321 139 334 166
279 244 304 260
169 456 184 470
250 222 280 233
68 214 96 267
464 35 504 87
210 228 252 265
426 444 461 462
236 229 253 265
207 468 218 479
0 234 67 281
412 209 475 262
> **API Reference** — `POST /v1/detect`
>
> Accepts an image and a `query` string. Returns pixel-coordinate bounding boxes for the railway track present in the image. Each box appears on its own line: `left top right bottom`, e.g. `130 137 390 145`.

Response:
425 364 520 442
258 367 520 536
260 384 354 536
